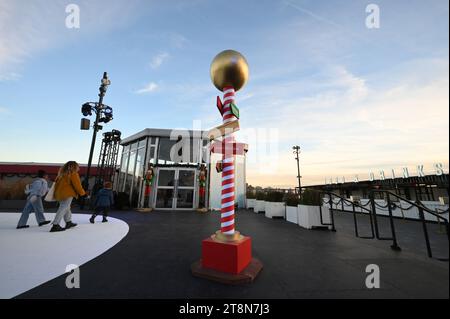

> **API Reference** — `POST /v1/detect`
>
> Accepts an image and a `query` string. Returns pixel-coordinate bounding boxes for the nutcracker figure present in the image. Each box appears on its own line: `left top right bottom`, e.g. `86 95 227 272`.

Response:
198 164 207 211
143 163 155 211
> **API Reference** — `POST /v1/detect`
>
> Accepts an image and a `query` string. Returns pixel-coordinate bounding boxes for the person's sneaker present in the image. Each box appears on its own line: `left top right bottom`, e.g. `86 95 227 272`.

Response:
65 221 77 229
49 224 65 232
102 218 108 223
16 225 30 229
39 220 51 226
89 216 95 224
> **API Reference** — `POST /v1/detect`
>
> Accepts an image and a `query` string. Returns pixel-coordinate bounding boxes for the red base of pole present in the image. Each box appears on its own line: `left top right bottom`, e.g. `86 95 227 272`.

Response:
201 236 252 274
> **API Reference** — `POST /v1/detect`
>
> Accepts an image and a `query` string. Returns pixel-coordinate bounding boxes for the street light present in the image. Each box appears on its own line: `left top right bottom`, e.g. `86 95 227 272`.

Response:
293 145 302 197
81 72 112 192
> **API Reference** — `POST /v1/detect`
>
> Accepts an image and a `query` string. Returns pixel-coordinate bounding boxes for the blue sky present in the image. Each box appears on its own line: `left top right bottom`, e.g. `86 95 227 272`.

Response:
0 0 448 187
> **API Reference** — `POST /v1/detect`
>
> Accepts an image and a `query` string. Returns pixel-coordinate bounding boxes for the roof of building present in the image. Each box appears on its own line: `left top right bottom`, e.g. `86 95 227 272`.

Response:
121 128 208 145
0 162 99 177
306 173 449 189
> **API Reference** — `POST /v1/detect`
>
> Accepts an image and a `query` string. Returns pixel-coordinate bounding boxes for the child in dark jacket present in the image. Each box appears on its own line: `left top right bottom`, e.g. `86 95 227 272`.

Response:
90 181 114 223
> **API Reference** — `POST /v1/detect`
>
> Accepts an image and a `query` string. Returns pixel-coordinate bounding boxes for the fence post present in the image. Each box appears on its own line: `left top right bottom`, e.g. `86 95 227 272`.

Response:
370 191 380 239
328 192 336 232
352 202 358 237
387 193 401 251
418 204 432 258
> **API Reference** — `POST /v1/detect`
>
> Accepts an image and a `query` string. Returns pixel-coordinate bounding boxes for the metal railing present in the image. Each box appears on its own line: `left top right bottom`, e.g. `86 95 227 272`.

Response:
321 192 374 239
371 190 449 260
369 191 401 251
318 192 336 231
320 190 449 260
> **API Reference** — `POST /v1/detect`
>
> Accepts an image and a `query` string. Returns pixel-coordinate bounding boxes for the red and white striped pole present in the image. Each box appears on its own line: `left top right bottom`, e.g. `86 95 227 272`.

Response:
220 86 237 235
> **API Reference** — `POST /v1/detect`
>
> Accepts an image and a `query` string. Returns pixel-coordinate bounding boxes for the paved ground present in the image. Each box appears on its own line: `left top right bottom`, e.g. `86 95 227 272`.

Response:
14 209 449 299
0 213 128 298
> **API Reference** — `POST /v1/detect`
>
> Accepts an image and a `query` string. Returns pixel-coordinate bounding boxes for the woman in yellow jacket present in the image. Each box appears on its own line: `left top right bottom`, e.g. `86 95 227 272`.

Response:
50 161 86 232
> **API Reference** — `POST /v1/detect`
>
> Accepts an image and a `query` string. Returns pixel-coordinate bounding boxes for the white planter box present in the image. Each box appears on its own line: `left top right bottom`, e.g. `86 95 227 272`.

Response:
298 204 331 229
246 198 256 209
265 202 285 219
286 206 298 224
253 200 266 213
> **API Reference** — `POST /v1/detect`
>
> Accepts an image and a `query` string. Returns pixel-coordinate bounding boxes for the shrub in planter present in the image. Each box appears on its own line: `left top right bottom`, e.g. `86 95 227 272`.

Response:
299 189 321 206
255 191 266 201
265 190 285 218
246 189 256 209
285 193 299 224
265 190 284 202
298 189 331 229
254 191 266 213
285 193 300 206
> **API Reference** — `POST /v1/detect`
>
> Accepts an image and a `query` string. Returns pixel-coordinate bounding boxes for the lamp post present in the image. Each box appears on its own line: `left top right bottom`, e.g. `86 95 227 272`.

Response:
293 145 302 197
81 72 112 192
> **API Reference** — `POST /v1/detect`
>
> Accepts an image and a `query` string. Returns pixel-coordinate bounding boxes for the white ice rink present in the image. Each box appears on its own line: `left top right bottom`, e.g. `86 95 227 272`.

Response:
0 212 129 298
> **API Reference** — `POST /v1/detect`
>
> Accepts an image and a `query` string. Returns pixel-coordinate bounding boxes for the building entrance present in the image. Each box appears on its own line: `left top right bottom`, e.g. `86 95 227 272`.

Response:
154 167 197 210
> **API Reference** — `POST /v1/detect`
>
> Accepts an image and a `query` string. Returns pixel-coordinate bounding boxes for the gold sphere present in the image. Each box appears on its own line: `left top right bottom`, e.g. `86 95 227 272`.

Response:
210 50 249 92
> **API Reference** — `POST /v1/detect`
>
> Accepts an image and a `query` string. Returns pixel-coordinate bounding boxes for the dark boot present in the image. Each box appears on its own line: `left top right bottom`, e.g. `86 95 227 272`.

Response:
102 217 108 223
89 215 96 224
65 221 77 229
39 220 51 226
17 225 30 229
50 224 65 232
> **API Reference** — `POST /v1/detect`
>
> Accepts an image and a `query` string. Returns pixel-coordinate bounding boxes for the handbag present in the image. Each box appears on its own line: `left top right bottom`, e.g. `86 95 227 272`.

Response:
44 181 57 202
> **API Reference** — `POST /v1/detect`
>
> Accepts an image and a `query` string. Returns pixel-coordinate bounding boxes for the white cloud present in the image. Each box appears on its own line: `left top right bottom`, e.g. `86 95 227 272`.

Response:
135 82 159 94
168 32 188 49
239 59 449 187
149 52 169 69
0 0 142 81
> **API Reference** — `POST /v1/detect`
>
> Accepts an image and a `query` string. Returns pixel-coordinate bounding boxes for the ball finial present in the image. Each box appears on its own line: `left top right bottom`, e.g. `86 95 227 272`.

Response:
210 50 249 92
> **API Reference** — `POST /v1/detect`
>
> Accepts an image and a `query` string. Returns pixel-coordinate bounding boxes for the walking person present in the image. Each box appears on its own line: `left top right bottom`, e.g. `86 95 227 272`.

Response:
90 181 114 223
17 170 51 229
50 161 86 232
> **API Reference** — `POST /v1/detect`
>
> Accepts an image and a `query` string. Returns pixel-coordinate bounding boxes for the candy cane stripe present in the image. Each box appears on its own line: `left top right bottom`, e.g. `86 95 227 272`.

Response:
222 192 234 199
222 183 234 190
221 220 234 228
222 199 235 207
221 211 234 218
222 226 235 234
222 174 234 181
220 87 237 235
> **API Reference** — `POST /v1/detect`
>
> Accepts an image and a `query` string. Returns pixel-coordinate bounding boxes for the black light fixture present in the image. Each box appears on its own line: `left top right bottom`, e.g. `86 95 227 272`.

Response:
81 102 93 116
99 106 113 123
80 118 90 130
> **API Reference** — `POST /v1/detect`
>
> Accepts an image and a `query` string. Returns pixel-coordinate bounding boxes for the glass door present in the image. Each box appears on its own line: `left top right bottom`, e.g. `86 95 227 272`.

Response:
154 167 197 210
175 169 196 209
155 168 176 209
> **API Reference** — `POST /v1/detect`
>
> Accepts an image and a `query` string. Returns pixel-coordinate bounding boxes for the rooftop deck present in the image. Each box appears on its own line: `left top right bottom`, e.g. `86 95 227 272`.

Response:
14 209 449 299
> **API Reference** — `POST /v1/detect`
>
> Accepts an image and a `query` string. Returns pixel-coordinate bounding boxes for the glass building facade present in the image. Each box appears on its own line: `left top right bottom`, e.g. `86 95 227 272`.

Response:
115 128 211 209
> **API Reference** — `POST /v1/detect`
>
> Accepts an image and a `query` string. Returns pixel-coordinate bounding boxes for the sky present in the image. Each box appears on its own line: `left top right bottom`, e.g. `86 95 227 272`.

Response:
0 0 449 188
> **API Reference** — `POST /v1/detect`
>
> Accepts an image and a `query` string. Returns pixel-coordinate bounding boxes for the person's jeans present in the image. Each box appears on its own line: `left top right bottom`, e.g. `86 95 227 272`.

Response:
52 197 73 226
93 206 109 217
17 195 46 227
